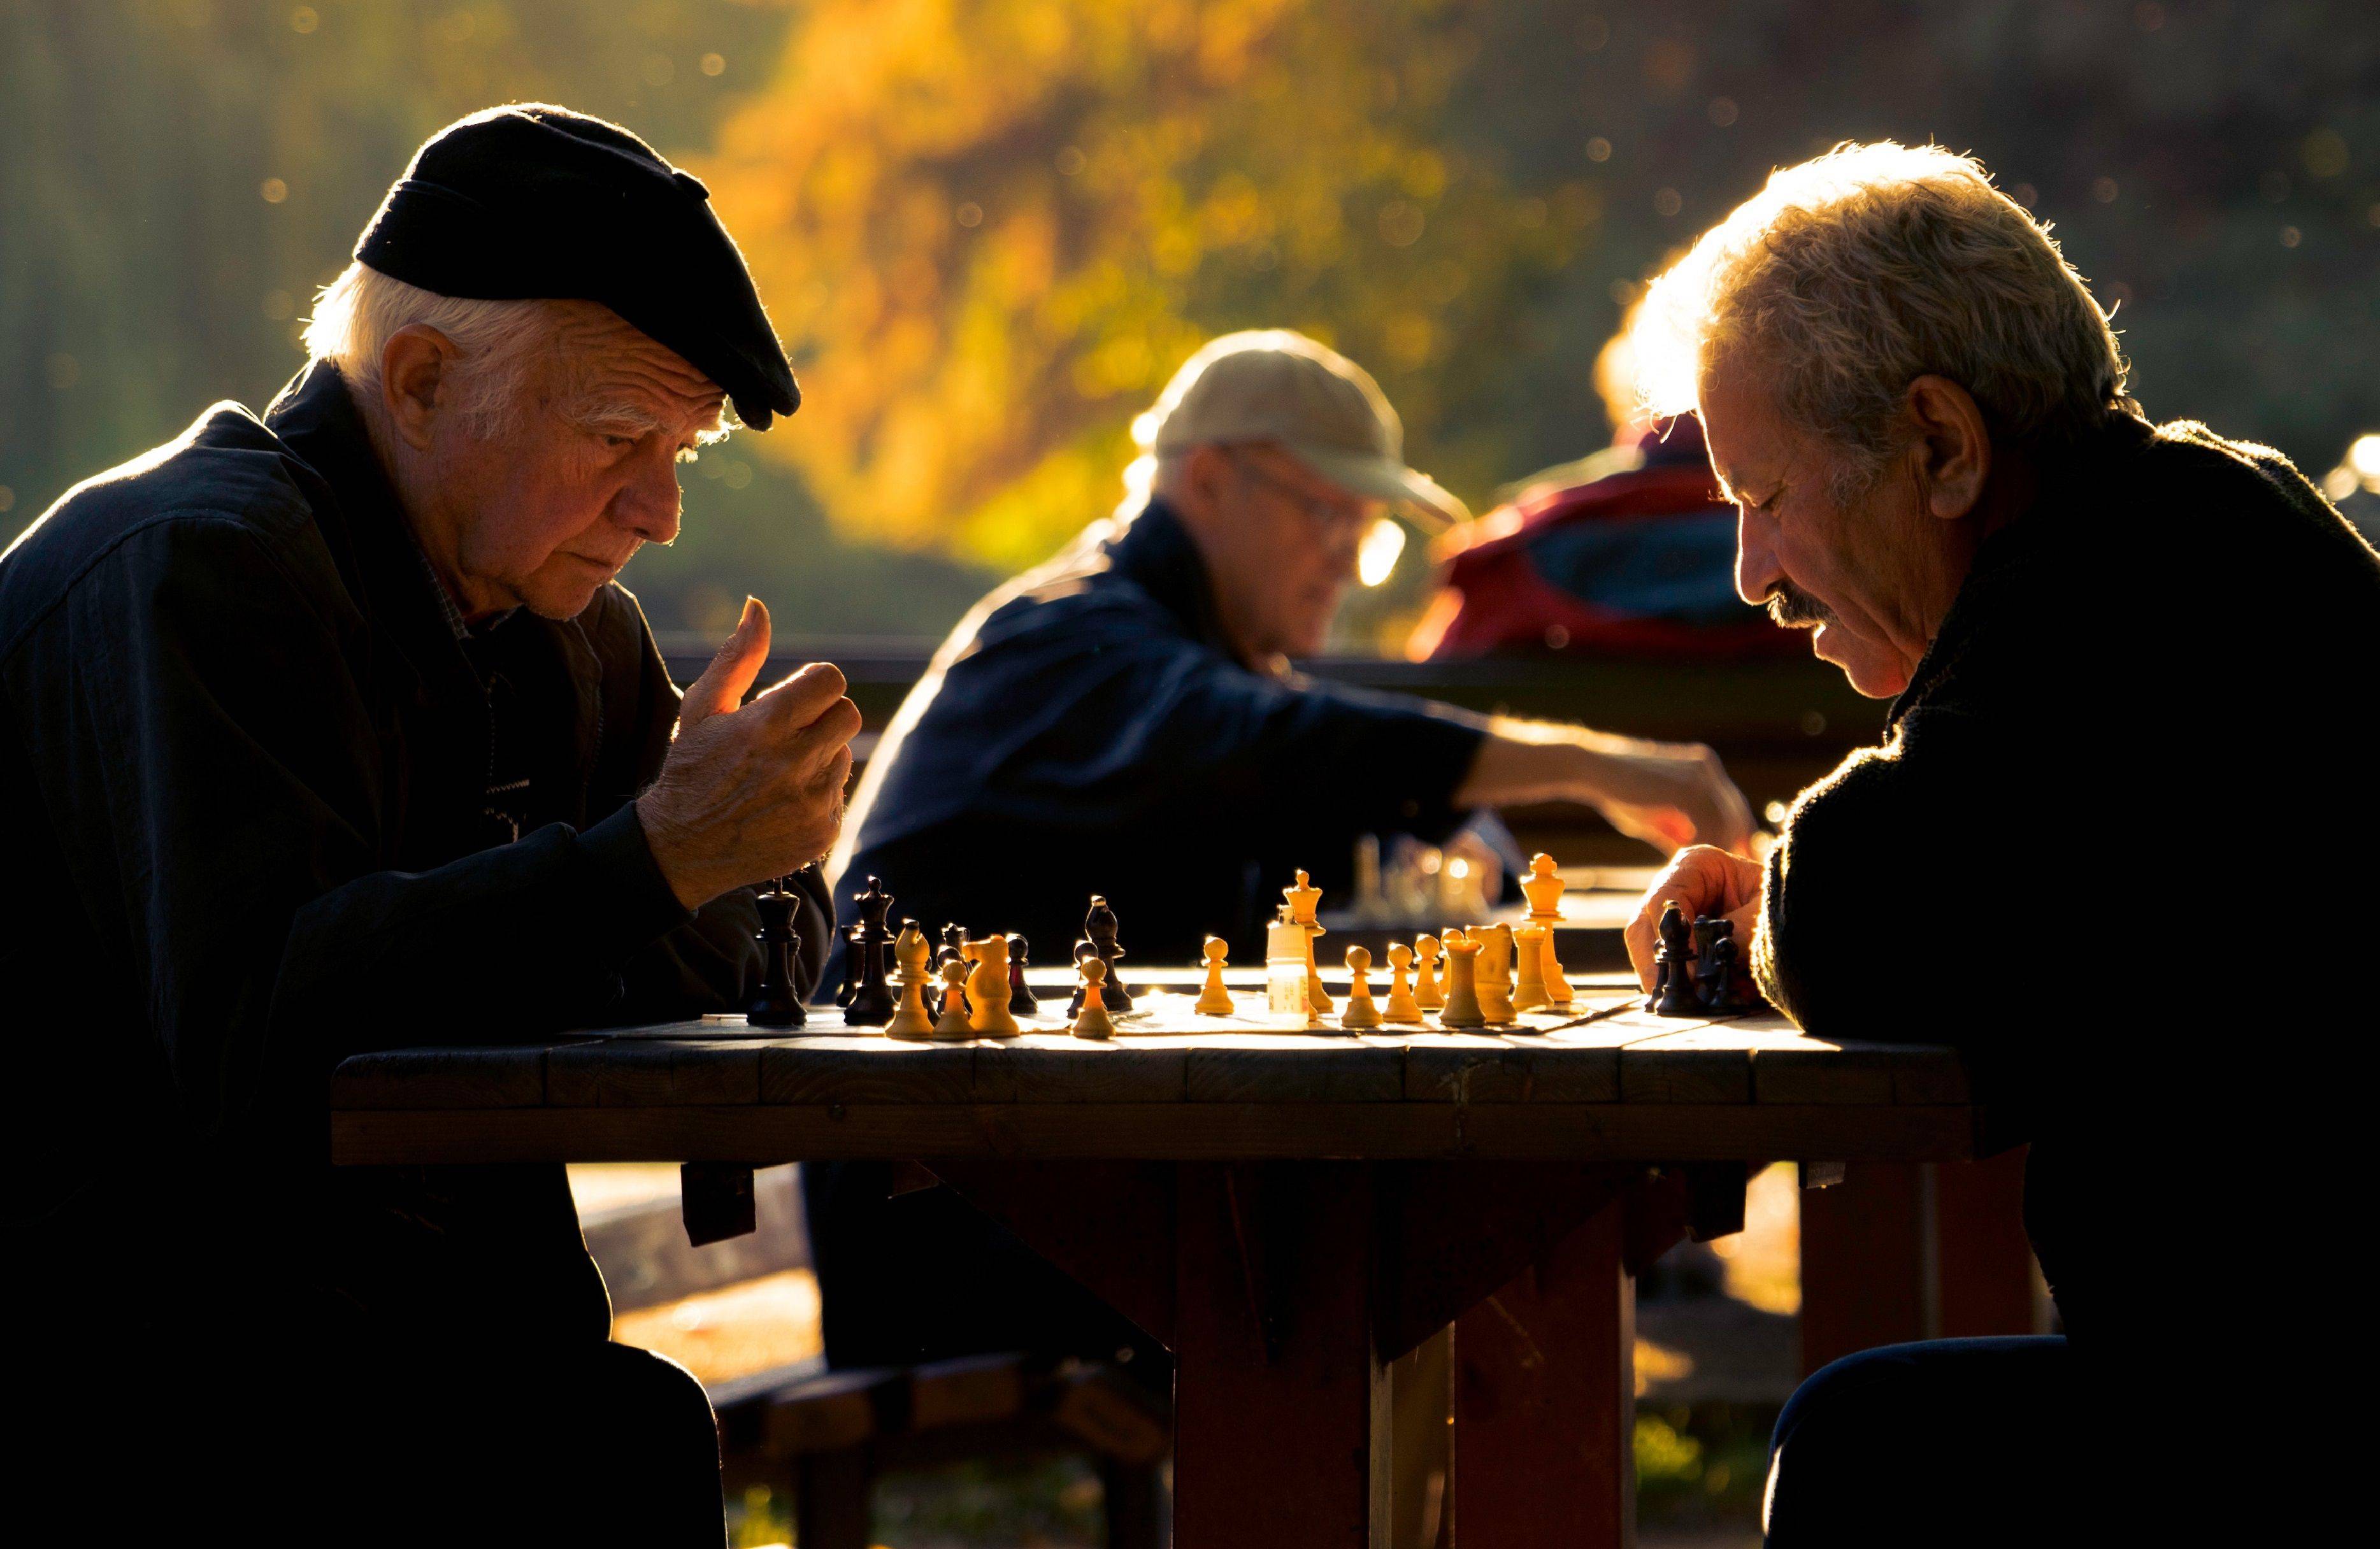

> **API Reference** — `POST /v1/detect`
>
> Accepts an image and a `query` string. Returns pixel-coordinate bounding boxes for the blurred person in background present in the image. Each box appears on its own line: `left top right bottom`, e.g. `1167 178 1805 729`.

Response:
0 106 856 1539
1623 141 2380 1544
1409 301 1795 662
812 329 1753 1382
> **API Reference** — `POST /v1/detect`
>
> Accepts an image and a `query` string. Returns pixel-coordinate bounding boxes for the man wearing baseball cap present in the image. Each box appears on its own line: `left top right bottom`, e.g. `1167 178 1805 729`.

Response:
814 330 1751 1376
1 105 857 1536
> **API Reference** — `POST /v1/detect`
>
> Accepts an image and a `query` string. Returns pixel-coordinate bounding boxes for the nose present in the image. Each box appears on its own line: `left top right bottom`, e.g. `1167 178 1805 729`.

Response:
1735 505 1781 607
613 446 682 545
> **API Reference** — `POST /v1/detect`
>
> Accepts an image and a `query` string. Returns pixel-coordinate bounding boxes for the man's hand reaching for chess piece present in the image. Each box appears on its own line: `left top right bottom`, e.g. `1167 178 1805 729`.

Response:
1455 722 1756 857
1625 845 1765 994
637 596 863 909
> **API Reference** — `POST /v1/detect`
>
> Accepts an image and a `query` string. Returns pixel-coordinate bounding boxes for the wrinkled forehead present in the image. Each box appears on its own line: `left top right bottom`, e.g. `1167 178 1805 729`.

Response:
545 299 728 431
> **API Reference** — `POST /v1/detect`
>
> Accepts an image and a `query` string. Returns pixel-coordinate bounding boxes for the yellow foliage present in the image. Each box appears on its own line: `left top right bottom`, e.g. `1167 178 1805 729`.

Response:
699 0 1572 565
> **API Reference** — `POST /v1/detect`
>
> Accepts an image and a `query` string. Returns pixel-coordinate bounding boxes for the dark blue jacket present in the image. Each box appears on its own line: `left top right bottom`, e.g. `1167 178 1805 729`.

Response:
838 501 1487 961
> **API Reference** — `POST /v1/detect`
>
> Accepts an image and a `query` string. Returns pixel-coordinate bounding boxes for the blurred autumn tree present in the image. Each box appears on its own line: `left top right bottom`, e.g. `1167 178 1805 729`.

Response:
7 3 2379 644
700 0 2380 599
700 0 1577 574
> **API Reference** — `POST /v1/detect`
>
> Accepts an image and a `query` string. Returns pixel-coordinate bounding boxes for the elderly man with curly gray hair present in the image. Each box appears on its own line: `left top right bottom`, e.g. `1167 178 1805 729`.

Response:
1623 143 2379 1545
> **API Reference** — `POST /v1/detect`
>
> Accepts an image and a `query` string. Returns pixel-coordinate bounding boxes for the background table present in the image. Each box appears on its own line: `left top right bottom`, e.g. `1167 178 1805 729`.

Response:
333 985 1982 1548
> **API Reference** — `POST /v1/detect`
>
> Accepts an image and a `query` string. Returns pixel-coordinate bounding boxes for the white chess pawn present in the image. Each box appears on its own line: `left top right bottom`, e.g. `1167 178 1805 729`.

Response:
1072 957 1117 1040
1512 922 1551 1012
928 958 973 1041
1341 945 1382 1030
1413 933 1445 1011
1195 935 1235 1016
1382 941 1424 1025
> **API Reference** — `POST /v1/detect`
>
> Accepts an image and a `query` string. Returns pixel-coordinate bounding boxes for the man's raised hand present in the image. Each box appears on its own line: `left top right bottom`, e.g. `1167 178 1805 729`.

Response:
636 597 863 910
1624 845 1767 994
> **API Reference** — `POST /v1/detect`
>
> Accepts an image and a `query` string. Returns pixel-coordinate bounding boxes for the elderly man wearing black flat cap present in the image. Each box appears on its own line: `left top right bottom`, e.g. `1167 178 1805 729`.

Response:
0 106 856 1538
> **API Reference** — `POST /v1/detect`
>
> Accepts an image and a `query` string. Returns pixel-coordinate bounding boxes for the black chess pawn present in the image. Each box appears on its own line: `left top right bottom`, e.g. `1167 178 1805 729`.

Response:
844 876 898 1027
835 924 862 1008
1651 901 1702 1017
1006 932 1037 1015
1702 923 1767 1012
1081 894 1133 1012
746 876 806 1029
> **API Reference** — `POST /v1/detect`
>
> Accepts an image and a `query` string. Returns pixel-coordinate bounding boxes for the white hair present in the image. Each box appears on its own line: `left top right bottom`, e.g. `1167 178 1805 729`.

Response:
302 262 568 438
1633 142 2130 471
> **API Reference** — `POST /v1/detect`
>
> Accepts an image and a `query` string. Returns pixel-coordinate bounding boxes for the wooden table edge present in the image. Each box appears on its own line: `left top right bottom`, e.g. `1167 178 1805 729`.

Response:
331 1101 1979 1166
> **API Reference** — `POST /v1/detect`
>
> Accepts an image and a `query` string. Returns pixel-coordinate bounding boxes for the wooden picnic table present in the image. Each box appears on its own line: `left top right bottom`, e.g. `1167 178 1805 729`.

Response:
331 984 1982 1548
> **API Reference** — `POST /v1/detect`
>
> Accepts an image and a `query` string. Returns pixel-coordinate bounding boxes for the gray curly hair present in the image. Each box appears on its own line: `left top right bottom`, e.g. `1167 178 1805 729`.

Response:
1633 142 2131 476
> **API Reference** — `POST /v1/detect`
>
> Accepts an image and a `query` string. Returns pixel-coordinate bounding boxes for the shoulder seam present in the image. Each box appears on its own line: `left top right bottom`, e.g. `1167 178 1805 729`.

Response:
0 505 311 664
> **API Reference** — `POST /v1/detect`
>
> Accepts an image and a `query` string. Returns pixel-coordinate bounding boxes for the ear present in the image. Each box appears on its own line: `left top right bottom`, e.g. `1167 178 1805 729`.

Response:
1177 443 1237 520
380 325 457 452
1902 375 1992 522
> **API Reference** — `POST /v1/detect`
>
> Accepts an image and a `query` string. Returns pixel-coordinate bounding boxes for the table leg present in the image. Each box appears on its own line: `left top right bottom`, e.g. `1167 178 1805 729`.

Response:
1449 1200 1633 1549
1799 1150 2035 1374
1172 1162 1384 1549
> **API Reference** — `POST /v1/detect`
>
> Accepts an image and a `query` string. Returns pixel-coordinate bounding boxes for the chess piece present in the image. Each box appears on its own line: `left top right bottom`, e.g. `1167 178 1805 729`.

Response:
1477 923 1517 1025
1195 936 1235 1016
1341 945 1382 1030
1698 919 1766 1011
1072 957 1116 1039
929 958 973 1040
745 876 807 1028
1521 853 1575 1007
1283 869 1332 1014
1066 939 1103 1019
1351 833 1388 922
843 876 897 1026
1412 933 1445 1011
834 925 861 1008
1652 901 1702 1016
1381 942 1424 1024
1437 929 1486 1028
1081 895 1135 1012
1691 915 1726 987
964 934 1021 1036
1512 922 1552 1012
937 923 971 1015
884 922 936 1039
1005 933 1038 1015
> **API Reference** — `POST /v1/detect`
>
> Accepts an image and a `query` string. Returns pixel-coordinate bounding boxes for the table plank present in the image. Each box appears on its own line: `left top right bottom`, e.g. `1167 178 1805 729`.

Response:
758 1038 977 1105
329 1044 563 1110
545 1039 762 1106
1183 1036 1407 1102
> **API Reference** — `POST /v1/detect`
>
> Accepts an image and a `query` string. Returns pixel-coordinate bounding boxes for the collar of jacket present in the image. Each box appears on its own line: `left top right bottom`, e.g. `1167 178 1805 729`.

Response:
1885 411 2154 730
1100 497 1242 662
262 361 490 706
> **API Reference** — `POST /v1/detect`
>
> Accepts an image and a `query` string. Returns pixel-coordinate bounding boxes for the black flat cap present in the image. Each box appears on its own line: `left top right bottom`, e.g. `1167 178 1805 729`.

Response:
355 103 799 429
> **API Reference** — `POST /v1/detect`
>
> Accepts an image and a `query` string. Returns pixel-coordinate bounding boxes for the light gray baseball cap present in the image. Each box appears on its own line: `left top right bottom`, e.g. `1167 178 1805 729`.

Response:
1132 329 1470 529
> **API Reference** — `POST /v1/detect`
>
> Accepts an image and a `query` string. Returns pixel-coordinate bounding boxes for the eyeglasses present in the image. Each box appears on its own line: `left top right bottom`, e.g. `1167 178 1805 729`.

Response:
1228 451 1373 540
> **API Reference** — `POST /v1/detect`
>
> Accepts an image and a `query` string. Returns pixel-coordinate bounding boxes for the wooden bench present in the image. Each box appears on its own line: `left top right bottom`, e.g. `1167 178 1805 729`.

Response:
714 1351 1170 1549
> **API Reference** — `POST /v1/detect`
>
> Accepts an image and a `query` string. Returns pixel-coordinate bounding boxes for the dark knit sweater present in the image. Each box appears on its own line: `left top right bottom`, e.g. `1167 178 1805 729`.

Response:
1755 410 2380 1362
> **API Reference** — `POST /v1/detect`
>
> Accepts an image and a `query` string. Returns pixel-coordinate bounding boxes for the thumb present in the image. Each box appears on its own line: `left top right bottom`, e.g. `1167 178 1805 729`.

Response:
678 596 771 732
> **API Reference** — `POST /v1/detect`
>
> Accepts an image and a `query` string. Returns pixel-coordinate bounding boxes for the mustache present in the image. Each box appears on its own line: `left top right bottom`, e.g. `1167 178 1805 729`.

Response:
1764 580 1839 630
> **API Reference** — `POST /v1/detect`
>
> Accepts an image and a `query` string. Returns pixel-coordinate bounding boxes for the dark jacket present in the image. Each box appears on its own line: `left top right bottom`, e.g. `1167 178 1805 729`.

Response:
837 500 1488 960
1756 411 2380 1362
0 362 826 1367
